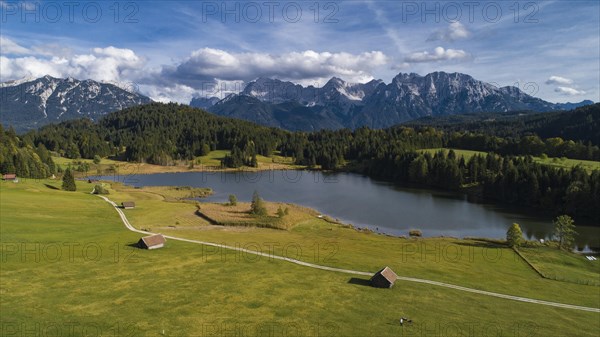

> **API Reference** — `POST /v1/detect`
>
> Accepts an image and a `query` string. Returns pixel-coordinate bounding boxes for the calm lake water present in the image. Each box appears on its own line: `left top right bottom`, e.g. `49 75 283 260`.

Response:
93 170 600 252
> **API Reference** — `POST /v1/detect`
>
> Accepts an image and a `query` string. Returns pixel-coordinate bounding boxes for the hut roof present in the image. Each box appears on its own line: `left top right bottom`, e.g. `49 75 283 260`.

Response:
122 201 136 208
141 234 166 248
375 266 398 283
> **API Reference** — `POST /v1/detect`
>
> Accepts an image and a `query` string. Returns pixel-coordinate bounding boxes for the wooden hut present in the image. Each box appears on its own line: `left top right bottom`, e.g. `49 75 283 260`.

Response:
137 234 166 250
121 201 136 209
2 174 17 181
370 266 398 288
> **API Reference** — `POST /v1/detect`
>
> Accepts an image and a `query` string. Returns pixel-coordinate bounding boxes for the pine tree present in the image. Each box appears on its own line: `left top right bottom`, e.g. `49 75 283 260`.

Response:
250 190 267 216
62 168 76 191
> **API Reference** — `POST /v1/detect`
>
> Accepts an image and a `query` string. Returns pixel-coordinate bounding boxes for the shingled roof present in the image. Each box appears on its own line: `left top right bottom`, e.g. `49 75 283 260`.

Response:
121 201 136 209
138 234 166 249
370 266 398 288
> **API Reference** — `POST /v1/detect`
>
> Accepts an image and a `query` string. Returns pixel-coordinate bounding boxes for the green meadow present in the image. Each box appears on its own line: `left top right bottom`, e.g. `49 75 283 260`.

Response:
1 179 599 337
52 150 302 178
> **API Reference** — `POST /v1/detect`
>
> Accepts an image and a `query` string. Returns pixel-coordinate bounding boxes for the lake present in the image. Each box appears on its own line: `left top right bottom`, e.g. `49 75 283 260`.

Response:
93 170 600 252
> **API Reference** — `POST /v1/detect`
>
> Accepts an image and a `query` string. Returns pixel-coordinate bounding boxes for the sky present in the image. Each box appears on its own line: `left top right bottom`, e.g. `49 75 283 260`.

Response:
1 0 599 103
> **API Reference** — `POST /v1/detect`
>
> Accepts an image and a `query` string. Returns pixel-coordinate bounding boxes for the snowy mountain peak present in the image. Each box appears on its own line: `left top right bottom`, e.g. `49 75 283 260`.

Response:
206 71 594 131
1 76 151 132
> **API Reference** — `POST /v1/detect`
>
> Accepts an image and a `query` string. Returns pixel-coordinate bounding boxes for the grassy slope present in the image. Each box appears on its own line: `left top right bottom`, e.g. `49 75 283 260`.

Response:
1 179 599 337
420 148 600 172
519 247 600 286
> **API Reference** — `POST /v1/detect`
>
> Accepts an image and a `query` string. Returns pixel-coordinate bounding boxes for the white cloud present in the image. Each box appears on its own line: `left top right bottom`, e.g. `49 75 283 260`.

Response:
140 83 197 103
161 48 389 88
546 76 586 97
554 86 586 96
1 38 390 103
427 22 471 42
0 45 145 83
405 47 470 63
392 62 411 70
0 36 31 55
546 75 573 85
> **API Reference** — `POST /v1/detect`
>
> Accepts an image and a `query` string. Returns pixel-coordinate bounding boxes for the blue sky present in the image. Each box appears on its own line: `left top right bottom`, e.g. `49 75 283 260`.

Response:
1 0 598 103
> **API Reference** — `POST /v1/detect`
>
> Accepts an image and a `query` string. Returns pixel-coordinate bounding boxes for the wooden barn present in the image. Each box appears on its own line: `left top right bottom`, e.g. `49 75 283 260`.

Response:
121 201 136 209
370 266 398 288
2 174 17 181
138 234 166 250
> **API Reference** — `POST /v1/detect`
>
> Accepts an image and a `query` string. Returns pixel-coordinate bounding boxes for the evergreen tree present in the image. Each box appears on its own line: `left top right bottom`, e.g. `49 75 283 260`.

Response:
250 190 267 216
553 215 577 250
61 168 76 191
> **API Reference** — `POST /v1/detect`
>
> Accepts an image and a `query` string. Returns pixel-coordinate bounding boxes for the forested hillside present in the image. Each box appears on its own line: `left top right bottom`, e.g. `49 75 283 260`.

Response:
29 103 287 165
406 103 600 145
0 124 55 178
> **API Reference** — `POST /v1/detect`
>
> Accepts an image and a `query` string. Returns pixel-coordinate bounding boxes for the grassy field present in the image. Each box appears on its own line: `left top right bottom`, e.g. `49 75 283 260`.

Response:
519 247 600 286
1 179 599 336
52 150 303 178
420 148 600 172
197 202 319 230
531 156 600 172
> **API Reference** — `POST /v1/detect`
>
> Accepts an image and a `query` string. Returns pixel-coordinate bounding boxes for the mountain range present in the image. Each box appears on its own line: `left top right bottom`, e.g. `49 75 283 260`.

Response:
196 72 593 130
0 72 593 133
0 75 151 132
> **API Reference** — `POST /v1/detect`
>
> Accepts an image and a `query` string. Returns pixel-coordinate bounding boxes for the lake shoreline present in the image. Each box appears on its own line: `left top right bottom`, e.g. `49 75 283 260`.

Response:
90 170 600 252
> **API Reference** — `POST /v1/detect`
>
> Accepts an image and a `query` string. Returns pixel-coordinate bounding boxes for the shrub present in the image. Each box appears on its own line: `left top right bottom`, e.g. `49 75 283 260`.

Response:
506 223 523 247
409 229 422 237
92 184 109 195
276 206 285 218
228 194 237 206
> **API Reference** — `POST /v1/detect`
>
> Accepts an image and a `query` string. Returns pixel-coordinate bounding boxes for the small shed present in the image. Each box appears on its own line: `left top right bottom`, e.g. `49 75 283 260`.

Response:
121 201 136 209
138 234 166 250
2 174 17 181
370 266 398 288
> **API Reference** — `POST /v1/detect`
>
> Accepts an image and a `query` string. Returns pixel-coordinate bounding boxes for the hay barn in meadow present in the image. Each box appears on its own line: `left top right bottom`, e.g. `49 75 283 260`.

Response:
121 201 136 209
371 266 398 288
138 234 166 250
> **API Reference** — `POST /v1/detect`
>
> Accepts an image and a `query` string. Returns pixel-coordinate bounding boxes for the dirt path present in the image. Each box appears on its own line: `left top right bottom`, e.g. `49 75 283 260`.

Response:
97 195 600 313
